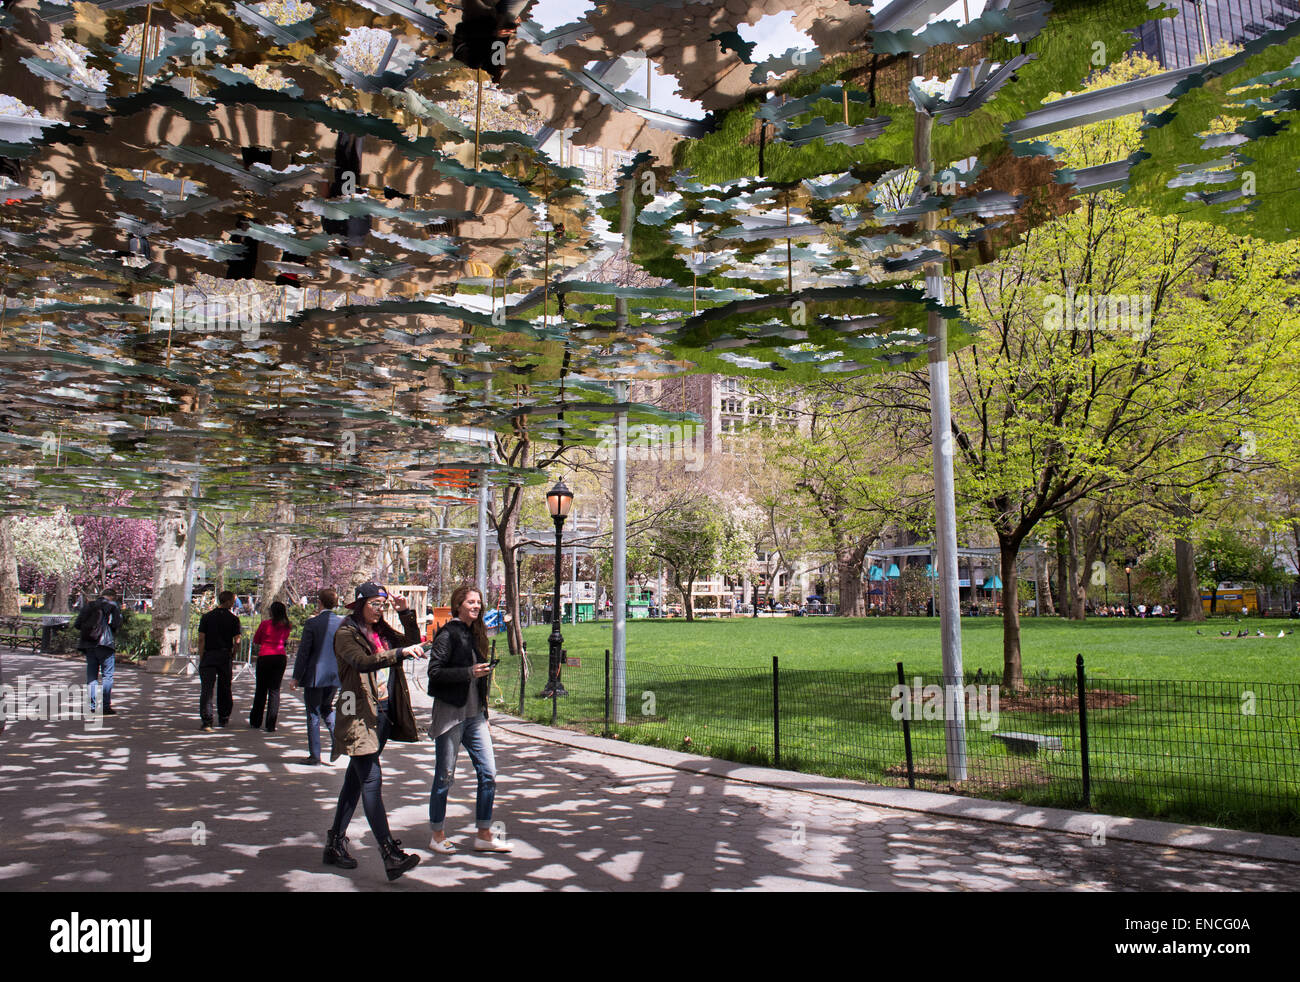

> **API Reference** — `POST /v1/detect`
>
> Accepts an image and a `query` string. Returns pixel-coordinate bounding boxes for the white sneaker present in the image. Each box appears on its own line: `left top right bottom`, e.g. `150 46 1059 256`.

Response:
473 836 513 853
428 835 457 854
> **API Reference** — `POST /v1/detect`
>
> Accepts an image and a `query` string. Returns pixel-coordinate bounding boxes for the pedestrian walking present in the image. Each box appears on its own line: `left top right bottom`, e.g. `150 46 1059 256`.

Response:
426 584 510 854
249 601 292 731
196 591 242 731
291 588 343 765
74 588 122 716
323 582 425 881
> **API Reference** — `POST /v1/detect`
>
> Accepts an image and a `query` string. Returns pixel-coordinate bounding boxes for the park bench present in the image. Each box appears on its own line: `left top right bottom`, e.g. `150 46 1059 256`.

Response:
0 616 43 652
991 731 1063 756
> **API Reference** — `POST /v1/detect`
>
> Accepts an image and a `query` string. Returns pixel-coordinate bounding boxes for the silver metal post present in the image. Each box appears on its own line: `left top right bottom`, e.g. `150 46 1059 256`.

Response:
571 542 579 624
612 380 628 723
476 474 489 601
177 475 201 660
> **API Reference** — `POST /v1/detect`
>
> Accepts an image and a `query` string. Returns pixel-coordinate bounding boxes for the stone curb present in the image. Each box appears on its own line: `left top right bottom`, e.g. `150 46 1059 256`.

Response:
492 714 1300 866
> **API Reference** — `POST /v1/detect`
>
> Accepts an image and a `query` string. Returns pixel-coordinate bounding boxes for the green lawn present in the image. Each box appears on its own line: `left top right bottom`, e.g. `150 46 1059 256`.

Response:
517 614 1298 682
488 616 1300 835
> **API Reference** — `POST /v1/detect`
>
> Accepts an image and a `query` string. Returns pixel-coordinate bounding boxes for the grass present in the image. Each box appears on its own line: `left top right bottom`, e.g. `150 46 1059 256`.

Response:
485 616 1300 836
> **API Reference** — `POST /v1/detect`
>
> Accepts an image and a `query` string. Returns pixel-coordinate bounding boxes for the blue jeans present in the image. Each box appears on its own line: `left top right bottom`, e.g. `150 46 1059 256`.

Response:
331 703 393 842
304 686 336 761
85 647 114 712
428 713 496 832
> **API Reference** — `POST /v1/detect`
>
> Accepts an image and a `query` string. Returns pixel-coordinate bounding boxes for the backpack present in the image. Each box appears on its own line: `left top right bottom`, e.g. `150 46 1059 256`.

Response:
77 602 105 644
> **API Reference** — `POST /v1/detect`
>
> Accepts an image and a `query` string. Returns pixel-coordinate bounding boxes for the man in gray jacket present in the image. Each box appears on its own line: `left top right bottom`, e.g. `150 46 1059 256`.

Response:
291 588 343 765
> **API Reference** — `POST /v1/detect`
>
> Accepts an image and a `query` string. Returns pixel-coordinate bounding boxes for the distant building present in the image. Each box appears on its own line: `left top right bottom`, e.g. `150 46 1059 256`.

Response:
1132 0 1297 69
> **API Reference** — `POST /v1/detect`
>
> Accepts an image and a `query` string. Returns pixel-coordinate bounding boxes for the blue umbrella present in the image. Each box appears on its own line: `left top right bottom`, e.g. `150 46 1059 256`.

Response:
887 564 901 578
868 566 884 581
986 575 1003 590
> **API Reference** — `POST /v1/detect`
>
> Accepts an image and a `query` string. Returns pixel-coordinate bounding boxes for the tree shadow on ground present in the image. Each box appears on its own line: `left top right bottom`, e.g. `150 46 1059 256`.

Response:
1 651 1296 892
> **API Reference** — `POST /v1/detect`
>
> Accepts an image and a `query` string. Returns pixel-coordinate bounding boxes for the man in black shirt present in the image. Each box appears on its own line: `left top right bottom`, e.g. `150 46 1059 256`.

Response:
197 591 242 731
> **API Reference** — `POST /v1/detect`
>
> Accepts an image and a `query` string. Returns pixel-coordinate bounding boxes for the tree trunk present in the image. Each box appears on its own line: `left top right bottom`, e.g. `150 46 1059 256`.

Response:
677 573 695 621
1065 509 1084 620
1173 500 1205 621
52 576 70 614
0 517 20 616
151 508 190 658
495 487 525 660
321 546 333 595
1055 524 1069 618
349 541 380 589
213 516 227 593
1036 546 1055 616
261 500 295 605
999 535 1023 691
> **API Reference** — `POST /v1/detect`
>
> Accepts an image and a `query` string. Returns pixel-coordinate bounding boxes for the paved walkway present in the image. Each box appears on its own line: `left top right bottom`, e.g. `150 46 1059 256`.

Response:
2 650 1297 891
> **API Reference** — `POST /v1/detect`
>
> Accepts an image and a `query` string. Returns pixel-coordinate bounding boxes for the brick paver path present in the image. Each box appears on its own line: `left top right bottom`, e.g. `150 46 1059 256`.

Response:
2 651 1297 891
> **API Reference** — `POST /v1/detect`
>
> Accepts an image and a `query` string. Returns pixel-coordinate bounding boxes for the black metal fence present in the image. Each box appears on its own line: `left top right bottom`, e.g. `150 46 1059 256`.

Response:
497 651 1300 835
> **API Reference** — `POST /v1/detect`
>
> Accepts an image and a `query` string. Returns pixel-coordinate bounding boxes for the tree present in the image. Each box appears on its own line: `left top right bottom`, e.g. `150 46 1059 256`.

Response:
645 489 758 621
261 499 295 605
73 507 156 601
1195 528 1289 614
852 54 1300 685
12 509 82 612
0 518 20 616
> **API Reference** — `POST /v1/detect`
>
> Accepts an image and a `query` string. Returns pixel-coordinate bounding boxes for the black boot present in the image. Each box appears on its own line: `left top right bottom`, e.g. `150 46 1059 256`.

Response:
323 830 358 869
379 837 419 881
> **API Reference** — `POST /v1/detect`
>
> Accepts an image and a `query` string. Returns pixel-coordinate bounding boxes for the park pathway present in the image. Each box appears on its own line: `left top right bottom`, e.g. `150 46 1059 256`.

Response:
1 650 1297 892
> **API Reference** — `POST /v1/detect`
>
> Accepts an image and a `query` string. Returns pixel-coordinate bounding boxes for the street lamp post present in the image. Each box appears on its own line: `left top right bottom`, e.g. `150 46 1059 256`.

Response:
1125 564 1133 614
541 477 573 698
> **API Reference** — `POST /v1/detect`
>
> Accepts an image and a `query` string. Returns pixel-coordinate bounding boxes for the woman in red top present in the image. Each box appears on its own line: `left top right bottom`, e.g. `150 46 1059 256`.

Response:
250 601 293 732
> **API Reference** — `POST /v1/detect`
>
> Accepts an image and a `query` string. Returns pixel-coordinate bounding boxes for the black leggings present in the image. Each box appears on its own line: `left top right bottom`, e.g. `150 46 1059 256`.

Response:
330 706 393 843
250 655 288 730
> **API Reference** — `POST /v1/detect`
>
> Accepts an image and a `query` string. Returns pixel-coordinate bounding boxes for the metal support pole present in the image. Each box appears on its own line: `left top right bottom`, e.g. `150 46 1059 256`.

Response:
476 473 489 601
916 109 967 782
541 516 567 698
612 380 628 723
571 543 579 625
177 475 201 660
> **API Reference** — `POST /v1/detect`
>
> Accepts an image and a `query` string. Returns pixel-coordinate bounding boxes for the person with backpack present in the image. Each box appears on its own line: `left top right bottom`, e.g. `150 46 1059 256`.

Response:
75 588 122 716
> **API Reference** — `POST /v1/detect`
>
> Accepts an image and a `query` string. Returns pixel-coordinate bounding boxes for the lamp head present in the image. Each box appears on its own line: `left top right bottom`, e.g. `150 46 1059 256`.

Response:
546 477 574 519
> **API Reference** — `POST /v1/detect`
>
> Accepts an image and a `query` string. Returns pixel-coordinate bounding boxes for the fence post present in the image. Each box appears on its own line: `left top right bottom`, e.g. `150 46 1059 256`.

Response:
604 648 610 738
552 648 563 727
772 655 781 768
897 661 914 790
1076 653 1090 808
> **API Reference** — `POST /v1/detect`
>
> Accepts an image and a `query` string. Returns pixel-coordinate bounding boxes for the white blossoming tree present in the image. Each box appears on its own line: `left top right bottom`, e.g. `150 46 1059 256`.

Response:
12 509 83 613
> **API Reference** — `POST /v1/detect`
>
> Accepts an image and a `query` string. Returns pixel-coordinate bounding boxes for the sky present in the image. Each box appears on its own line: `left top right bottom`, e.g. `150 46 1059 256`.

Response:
528 0 992 115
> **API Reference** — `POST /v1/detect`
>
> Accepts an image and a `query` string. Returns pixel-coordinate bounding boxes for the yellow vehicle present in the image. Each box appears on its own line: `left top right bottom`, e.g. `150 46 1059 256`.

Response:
1199 587 1258 615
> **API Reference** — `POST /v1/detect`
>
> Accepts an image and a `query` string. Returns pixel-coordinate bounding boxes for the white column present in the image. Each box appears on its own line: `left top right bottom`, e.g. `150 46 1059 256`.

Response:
177 475 201 660
612 380 628 722
476 474 489 601
928 271 967 782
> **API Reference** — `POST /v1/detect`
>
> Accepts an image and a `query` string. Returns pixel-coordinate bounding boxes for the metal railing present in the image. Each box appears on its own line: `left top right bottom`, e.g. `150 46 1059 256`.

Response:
497 650 1300 835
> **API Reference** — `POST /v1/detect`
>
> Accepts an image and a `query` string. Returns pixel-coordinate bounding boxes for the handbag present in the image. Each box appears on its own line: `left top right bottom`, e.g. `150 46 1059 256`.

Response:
386 662 420 743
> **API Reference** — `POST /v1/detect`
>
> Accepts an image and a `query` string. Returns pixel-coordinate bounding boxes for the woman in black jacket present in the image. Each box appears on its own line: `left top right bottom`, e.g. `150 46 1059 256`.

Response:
426 584 509 853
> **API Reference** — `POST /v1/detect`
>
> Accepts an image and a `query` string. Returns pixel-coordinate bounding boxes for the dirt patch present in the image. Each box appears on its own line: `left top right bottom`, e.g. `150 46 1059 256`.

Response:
998 686 1137 713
